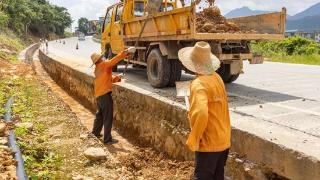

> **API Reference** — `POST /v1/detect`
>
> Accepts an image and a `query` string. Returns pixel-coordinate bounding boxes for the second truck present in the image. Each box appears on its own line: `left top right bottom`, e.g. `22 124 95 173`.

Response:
101 0 286 88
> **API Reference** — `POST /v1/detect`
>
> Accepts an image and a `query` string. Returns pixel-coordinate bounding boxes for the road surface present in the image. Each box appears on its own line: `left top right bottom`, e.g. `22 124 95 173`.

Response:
44 36 320 148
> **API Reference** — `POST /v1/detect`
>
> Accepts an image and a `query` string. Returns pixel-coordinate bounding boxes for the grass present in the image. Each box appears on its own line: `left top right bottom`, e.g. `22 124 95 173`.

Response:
0 29 26 63
0 76 62 179
266 54 320 65
0 30 25 52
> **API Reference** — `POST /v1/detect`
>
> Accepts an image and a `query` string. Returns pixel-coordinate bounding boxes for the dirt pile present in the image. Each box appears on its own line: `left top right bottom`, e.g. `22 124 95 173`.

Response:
118 148 193 179
196 6 241 33
0 120 17 180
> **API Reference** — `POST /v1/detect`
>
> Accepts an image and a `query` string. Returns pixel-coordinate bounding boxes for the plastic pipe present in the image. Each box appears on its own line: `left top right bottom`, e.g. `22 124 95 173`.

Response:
4 97 28 180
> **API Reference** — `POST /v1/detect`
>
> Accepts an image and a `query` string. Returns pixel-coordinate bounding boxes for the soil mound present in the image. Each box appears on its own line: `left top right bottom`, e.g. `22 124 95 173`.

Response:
196 6 241 33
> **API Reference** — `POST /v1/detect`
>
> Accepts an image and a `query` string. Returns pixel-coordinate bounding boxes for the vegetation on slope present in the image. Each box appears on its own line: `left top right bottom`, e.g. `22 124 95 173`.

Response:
1 0 72 37
252 36 320 65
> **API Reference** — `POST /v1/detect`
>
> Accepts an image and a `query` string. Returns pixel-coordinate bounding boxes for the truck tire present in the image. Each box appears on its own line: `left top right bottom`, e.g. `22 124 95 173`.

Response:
147 49 171 88
226 74 240 83
107 47 118 72
168 60 182 87
216 64 239 83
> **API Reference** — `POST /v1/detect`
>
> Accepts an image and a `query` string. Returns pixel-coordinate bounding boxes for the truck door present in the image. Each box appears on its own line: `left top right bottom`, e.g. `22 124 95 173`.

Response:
110 4 125 54
101 8 113 54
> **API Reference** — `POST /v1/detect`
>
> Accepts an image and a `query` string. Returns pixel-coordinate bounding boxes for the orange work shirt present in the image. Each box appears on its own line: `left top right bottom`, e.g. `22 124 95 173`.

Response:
187 72 231 152
94 53 126 97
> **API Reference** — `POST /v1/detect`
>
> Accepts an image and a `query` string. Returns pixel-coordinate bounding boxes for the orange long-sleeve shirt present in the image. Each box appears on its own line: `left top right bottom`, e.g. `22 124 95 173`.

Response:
187 72 231 152
94 53 126 97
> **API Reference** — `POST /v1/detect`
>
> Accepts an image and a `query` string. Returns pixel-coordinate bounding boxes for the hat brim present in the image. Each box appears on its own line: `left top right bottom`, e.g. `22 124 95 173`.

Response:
178 47 221 75
90 54 104 68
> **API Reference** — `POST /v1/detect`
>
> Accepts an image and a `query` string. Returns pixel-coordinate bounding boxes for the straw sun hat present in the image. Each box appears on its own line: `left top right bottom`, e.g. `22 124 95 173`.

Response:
178 41 220 75
90 53 104 67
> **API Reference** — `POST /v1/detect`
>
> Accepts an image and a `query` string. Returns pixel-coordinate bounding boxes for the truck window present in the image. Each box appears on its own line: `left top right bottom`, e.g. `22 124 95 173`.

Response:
159 4 174 12
102 9 112 32
134 2 144 17
115 5 123 22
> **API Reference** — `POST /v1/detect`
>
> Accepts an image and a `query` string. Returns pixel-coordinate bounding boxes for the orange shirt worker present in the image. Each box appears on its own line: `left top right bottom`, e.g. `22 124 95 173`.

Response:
90 50 130 144
178 42 231 180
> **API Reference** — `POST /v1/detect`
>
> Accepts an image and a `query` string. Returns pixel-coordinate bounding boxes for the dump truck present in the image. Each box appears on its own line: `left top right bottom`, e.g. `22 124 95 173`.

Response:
101 0 286 88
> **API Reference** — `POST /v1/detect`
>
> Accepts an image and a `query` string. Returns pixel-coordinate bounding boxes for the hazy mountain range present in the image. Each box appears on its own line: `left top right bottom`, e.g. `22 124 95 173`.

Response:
224 2 320 31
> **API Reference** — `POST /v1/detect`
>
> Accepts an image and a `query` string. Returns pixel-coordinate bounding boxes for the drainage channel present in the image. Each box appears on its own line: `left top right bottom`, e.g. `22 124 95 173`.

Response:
4 97 28 179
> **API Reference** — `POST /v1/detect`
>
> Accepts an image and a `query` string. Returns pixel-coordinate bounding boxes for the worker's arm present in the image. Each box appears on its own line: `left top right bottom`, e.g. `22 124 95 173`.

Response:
186 85 209 152
102 51 129 68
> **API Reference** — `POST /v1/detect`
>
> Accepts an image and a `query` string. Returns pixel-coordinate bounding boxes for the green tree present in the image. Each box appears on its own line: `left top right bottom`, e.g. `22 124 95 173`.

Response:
78 17 89 35
1 0 72 37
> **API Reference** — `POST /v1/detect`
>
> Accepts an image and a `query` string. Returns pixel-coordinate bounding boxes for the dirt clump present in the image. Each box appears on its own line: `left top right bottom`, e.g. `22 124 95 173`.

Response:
118 148 193 179
0 120 17 180
196 6 241 33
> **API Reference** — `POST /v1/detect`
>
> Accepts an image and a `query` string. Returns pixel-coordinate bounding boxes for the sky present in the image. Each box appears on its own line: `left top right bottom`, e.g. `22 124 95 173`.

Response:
48 0 320 30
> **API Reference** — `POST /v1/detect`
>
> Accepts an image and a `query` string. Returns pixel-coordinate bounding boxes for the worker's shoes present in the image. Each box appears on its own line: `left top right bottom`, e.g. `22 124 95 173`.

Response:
92 133 103 139
104 139 119 145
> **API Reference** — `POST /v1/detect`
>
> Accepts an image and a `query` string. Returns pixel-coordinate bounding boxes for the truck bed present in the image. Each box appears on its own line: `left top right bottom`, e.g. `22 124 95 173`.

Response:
123 6 286 42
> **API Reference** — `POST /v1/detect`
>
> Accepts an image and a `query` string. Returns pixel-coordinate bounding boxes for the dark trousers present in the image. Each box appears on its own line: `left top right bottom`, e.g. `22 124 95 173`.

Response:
92 92 113 143
193 149 229 180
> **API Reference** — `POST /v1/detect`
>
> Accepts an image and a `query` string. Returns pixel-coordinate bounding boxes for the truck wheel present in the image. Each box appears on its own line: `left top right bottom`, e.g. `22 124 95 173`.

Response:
107 48 118 72
216 64 239 83
168 60 182 87
226 74 240 83
147 49 171 88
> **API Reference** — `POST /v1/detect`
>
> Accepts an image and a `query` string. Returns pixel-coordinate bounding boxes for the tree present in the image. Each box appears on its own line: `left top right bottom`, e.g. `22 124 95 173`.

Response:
1 0 72 37
78 17 89 35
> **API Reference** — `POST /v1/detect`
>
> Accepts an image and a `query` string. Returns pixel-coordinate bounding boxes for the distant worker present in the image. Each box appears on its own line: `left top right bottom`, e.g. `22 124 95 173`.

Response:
90 48 135 144
178 41 231 180
45 39 49 54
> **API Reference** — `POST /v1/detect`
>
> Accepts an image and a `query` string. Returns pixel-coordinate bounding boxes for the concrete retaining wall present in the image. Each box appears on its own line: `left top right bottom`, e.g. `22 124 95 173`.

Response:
18 43 40 62
39 50 320 180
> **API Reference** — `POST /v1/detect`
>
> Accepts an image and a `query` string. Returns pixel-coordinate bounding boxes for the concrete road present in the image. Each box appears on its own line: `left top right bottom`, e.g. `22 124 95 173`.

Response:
43 37 320 153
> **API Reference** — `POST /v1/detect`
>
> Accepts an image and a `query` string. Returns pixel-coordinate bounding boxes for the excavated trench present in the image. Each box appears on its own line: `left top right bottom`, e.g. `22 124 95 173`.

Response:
35 48 298 179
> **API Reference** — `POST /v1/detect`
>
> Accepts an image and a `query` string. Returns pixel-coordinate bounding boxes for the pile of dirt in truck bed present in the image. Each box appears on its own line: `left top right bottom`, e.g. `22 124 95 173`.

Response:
196 6 240 33
196 6 256 33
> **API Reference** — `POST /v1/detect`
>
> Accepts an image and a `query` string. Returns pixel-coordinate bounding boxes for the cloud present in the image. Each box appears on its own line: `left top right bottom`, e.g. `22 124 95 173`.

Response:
49 0 117 29
216 0 320 15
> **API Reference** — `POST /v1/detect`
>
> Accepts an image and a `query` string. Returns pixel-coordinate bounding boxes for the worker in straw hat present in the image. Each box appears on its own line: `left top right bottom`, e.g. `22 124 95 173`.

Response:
90 49 132 145
178 41 231 180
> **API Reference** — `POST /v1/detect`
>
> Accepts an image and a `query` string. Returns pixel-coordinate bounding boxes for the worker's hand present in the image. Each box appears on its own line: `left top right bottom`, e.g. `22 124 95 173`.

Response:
117 73 124 79
122 47 136 58
112 74 123 83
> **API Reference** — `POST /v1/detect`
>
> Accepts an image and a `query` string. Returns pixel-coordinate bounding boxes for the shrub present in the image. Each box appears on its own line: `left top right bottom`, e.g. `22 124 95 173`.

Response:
252 36 320 56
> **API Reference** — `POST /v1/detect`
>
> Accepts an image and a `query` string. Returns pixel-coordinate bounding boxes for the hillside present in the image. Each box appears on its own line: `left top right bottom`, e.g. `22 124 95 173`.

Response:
287 14 320 31
288 2 320 20
224 7 272 18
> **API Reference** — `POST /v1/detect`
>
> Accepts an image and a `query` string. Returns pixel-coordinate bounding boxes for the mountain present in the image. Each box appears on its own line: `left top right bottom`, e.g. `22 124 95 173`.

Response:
286 2 320 31
287 14 320 31
224 7 272 18
288 2 320 20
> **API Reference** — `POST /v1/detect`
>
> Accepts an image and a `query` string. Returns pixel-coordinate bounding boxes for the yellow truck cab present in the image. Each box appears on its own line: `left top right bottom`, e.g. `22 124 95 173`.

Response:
101 0 286 88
